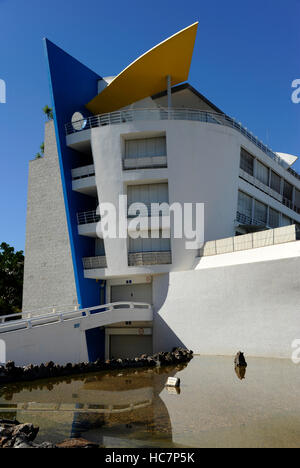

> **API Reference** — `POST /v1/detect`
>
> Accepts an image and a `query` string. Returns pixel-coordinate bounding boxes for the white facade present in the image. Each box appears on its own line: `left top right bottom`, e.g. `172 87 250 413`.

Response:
17 84 300 363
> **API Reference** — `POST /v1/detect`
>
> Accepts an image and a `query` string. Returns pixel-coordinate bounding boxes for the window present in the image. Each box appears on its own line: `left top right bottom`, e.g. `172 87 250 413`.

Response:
256 161 269 186
125 136 166 159
240 148 254 176
270 171 281 194
127 183 169 217
269 208 280 228
281 215 292 227
129 231 171 253
254 200 267 224
238 191 252 218
283 180 293 201
295 189 300 209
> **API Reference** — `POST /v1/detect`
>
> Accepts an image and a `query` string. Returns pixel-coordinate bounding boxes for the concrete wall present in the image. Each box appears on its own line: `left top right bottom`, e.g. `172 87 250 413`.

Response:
153 241 300 358
90 119 241 277
22 121 78 315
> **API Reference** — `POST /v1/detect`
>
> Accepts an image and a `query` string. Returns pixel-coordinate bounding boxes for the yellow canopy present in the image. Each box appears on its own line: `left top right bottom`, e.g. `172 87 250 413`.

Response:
86 22 198 115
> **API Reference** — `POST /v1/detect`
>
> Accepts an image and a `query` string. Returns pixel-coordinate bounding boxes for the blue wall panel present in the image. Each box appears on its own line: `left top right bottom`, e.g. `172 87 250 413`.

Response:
44 38 102 309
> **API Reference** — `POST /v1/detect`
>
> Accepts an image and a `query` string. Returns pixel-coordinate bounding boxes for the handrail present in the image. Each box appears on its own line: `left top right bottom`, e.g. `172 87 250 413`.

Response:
0 303 80 324
0 302 152 334
77 209 100 225
65 107 298 175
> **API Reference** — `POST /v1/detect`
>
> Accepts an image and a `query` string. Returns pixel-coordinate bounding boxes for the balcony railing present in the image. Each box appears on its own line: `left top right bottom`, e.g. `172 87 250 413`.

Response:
72 164 95 180
83 256 107 269
77 210 100 225
239 169 282 203
65 108 294 173
236 211 267 227
128 250 172 266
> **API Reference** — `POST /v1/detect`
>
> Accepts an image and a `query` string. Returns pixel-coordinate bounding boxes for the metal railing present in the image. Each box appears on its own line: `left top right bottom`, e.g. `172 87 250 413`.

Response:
0 302 152 334
71 164 95 180
239 169 300 215
83 256 107 269
128 250 172 266
65 108 295 173
239 169 282 203
77 210 100 225
0 303 80 324
236 211 267 227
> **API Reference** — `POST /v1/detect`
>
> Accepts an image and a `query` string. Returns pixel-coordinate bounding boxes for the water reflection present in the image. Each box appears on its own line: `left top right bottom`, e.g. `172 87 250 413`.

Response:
0 364 188 447
2 357 300 448
235 366 247 381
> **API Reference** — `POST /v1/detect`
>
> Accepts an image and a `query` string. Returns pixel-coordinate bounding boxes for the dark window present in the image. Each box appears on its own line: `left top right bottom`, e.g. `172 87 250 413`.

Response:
295 189 300 209
269 208 280 228
240 148 254 176
283 180 293 201
270 171 281 194
254 200 267 224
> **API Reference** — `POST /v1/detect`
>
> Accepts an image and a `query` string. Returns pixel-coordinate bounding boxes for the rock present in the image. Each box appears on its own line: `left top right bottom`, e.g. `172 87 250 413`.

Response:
6 361 15 370
234 351 247 367
56 438 99 449
12 423 39 441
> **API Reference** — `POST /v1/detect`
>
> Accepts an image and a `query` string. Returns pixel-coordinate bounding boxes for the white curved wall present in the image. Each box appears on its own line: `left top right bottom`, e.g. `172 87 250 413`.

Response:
90 120 242 277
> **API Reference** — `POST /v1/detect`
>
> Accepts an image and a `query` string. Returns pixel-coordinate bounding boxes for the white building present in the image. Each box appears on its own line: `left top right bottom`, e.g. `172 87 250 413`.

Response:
1 23 300 365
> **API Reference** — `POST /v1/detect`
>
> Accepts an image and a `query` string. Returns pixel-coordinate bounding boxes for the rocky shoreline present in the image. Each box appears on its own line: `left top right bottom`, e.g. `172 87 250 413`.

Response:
0 347 193 385
0 419 99 448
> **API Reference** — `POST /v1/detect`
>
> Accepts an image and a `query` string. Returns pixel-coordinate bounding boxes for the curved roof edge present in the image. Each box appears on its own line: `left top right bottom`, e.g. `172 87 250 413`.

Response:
86 22 199 114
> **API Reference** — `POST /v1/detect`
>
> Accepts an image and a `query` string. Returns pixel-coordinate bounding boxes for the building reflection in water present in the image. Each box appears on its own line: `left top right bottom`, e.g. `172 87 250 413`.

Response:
0 364 187 447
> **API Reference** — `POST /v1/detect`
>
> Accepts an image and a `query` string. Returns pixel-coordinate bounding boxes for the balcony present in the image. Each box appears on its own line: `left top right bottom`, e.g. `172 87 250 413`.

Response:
72 164 95 180
128 251 172 266
72 165 97 196
239 169 282 202
65 108 295 173
239 169 300 216
83 256 107 269
77 210 100 225
236 211 267 228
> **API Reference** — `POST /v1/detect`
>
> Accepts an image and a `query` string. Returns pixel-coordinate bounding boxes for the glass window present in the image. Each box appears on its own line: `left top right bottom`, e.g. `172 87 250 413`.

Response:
254 200 267 224
281 215 292 227
283 180 293 201
129 231 171 253
240 148 254 176
256 161 269 186
269 208 280 228
270 171 281 194
125 136 166 159
295 189 300 209
238 191 252 219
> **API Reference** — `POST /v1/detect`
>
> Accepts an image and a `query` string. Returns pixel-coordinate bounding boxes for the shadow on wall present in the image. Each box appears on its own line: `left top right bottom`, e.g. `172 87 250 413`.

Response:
153 313 187 353
153 274 188 352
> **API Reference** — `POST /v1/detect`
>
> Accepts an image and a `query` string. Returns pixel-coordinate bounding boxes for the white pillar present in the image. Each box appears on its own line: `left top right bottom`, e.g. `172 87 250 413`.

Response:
167 75 172 108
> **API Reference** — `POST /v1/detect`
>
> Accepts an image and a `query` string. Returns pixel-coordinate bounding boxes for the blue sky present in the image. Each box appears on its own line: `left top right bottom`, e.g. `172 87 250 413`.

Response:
0 0 299 252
